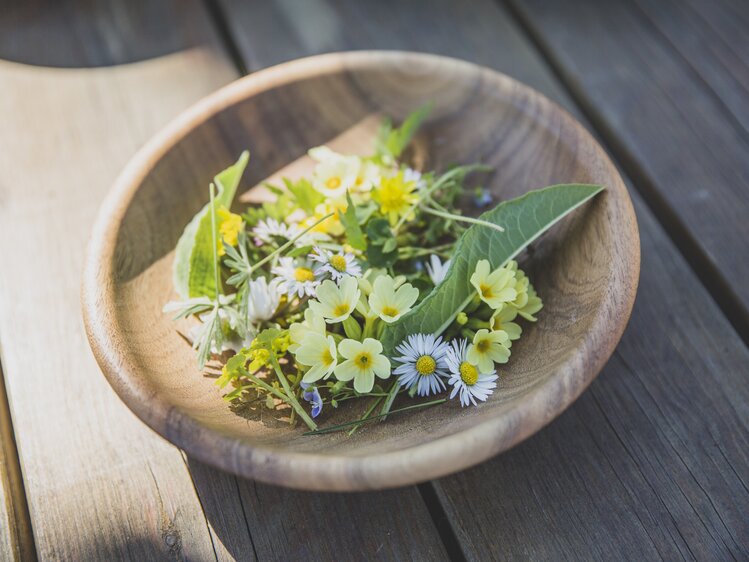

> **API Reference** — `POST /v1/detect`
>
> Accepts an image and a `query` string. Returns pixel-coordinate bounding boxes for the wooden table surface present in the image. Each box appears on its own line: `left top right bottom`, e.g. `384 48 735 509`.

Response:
0 0 747 560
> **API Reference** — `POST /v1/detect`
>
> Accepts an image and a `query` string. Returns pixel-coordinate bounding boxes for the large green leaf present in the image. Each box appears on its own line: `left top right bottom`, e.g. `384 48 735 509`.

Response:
172 151 249 299
380 183 605 355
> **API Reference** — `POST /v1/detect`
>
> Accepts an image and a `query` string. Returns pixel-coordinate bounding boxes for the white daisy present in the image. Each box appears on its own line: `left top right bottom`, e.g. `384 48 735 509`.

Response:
252 218 305 246
425 255 451 286
403 167 426 190
309 246 362 282
445 338 498 407
271 257 318 298
245 276 281 324
393 333 450 396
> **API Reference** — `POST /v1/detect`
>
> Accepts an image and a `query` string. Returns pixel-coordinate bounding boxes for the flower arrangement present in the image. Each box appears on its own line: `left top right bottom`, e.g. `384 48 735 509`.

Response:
165 107 603 434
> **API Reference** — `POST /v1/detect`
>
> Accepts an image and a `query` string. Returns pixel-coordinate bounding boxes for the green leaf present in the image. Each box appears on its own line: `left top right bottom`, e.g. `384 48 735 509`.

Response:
380 183 605 355
366 242 398 268
172 151 249 298
366 218 393 246
386 104 431 159
285 177 324 214
337 191 367 251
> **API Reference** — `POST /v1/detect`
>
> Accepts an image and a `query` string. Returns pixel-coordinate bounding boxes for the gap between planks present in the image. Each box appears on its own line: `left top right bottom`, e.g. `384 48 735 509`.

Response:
0 359 37 561
501 0 749 348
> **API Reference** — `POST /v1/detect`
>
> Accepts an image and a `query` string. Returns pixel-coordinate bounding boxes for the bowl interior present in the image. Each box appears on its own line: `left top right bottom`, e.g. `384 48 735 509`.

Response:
94 53 636 485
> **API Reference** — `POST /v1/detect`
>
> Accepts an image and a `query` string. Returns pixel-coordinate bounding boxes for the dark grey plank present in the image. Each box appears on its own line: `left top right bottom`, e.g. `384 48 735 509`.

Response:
508 0 749 340
215 0 749 559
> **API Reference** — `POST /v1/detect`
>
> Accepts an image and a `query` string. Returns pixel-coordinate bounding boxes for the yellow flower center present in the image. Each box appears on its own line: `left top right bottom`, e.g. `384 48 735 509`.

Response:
330 255 348 272
322 348 334 366
355 176 364 186
459 362 479 386
294 267 315 282
415 355 436 376
333 303 350 317
479 284 493 299
476 339 490 353
381 306 399 318
354 352 372 369
326 176 341 190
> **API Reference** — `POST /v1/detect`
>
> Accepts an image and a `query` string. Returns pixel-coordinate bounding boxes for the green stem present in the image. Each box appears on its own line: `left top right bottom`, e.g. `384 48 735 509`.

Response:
379 380 402 420
347 395 384 436
304 399 447 435
269 354 317 430
362 315 378 339
249 212 334 275
420 206 504 233
209 184 221 300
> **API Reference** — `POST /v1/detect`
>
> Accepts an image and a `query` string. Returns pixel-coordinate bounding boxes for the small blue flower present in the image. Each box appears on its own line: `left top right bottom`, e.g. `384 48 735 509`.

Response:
473 187 492 208
301 382 323 418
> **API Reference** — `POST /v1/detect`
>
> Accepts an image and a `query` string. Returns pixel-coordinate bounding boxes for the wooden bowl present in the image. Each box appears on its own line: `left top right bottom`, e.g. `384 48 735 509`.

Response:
82 52 639 491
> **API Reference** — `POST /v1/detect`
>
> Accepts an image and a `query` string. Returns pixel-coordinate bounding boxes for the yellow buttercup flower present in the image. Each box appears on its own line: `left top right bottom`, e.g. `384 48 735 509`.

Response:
217 207 243 255
372 170 418 225
470 259 517 310
467 329 510 373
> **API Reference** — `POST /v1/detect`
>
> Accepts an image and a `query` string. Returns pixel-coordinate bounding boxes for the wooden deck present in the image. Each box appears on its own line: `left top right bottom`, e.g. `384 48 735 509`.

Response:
0 0 747 559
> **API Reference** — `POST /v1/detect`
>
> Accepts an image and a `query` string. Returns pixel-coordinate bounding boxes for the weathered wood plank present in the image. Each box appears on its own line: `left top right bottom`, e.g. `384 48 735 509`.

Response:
0 1 240 559
0 365 34 561
509 0 749 339
216 0 749 558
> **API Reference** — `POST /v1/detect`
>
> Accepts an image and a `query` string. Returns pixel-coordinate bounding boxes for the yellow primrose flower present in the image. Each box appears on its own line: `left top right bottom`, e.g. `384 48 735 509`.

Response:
467 329 511 373
470 259 517 310
515 283 543 321
372 170 418 225
217 207 243 255
300 202 345 237
309 146 360 199
288 308 326 353
490 305 522 341
505 260 529 309
368 274 419 323
309 277 360 323
335 338 391 393
296 333 338 383
353 160 380 193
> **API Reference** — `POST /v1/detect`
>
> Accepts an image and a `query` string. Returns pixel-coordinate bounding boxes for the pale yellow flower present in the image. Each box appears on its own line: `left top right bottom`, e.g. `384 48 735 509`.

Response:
288 308 325 353
309 146 360 199
467 329 510 373
296 333 338 383
490 305 522 341
335 338 391 393
368 275 419 323
470 259 517 310
309 277 360 323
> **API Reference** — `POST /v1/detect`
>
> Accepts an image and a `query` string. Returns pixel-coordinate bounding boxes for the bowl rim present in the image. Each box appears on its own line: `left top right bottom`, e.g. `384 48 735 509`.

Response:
82 50 640 491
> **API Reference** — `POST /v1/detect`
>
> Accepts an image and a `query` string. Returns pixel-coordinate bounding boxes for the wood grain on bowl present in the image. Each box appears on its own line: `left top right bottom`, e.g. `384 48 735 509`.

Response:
82 51 639 491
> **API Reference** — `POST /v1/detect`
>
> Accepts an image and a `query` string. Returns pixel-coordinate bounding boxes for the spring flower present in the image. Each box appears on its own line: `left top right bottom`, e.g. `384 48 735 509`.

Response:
288 308 325 352
393 333 450 396
246 276 282 324
515 283 543 321
467 329 510 373
309 146 360 199
217 208 243 255
368 275 419 323
425 255 451 286
445 338 498 407
489 304 522 341
309 246 362 282
504 260 530 309
470 259 517 310
335 338 391 393
253 218 304 246
403 167 425 189
301 383 324 418
309 277 360 323
300 201 345 237
272 257 319 298
354 160 380 193
372 170 418 225
296 333 338 383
